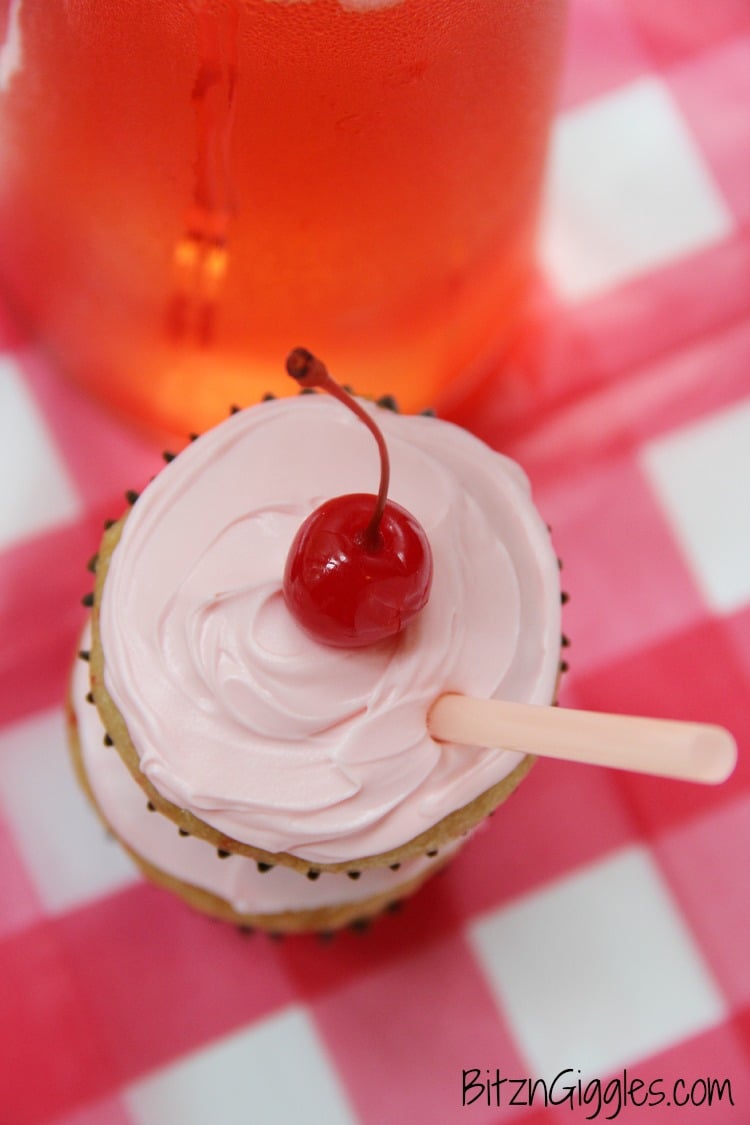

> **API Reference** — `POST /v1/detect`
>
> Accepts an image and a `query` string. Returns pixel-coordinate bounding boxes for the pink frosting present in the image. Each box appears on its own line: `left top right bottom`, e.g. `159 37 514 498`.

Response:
100 396 560 863
74 626 452 913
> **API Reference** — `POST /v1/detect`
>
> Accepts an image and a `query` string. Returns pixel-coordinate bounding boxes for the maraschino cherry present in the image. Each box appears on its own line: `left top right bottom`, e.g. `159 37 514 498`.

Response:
283 348 433 648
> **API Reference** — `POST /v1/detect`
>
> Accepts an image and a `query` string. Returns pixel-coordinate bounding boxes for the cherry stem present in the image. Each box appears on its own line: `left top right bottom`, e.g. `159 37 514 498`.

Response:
286 348 390 550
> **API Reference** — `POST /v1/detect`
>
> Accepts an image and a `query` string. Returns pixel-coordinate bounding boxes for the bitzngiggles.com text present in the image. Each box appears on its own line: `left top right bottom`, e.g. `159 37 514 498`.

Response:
461 1068 734 1119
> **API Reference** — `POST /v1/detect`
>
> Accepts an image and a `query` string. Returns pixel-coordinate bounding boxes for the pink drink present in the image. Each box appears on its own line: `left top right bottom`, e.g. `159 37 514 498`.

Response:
0 0 566 433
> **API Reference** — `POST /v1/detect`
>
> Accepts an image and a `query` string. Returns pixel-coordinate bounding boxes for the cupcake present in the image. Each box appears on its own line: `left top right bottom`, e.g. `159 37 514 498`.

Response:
80 368 562 929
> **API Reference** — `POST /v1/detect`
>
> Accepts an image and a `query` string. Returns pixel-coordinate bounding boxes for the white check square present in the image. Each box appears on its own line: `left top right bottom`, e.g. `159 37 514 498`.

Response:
469 845 725 1077
540 76 734 300
0 356 81 550
0 708 137 912
640 397 750 613
127 1006 357 1125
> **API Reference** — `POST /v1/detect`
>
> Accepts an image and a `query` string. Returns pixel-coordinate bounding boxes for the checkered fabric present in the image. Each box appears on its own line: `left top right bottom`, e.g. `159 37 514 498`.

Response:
1 1 749 1122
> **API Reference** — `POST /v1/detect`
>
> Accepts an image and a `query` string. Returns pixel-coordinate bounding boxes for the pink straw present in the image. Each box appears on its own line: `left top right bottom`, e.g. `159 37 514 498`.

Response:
428 695 736 784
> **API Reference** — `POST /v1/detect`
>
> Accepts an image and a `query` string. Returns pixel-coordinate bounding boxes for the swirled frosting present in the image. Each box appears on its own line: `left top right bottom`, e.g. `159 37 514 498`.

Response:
100 395 560 863
73 629 450 914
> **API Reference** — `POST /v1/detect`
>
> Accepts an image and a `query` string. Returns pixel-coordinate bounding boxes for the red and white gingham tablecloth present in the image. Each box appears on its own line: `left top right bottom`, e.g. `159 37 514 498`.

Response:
1 1 749 1122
